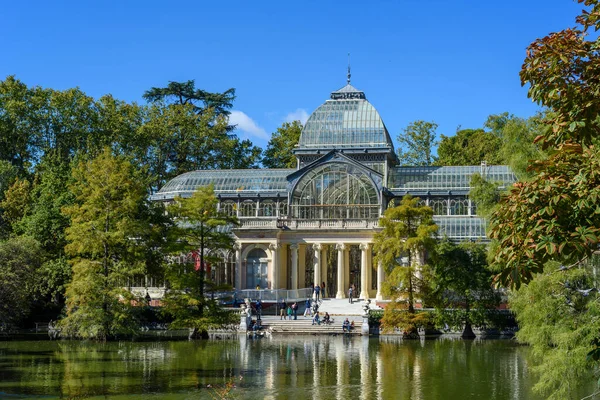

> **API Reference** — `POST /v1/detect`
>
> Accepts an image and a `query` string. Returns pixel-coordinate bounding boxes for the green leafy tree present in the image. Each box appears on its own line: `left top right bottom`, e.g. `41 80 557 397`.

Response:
436 128 502 166
509 261 600 400
59 148 153 340
487 113 548 180
263 121 302 168
489 2 600 398
0 76 35 172
143 80 236 128
163 185 239 339
141 102 261 191
469 173 500 218
430 239 499 338
0 236 43 328
0 175 28 237
397 120 438 166
374 195 437 336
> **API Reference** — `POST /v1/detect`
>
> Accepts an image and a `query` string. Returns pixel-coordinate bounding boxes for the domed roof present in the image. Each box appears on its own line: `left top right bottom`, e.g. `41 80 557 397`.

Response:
297 83 394 150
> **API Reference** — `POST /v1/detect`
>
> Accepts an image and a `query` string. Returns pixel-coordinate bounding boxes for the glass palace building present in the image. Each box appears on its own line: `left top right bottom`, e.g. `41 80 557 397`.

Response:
150 82 516 300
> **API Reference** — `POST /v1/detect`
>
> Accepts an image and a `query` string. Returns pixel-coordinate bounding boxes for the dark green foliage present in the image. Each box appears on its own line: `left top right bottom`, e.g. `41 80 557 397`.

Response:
430 239 499 337
469 173 500 218
436 128 502 166
0 236 43 328
263 121 302 168
397 120 438 166
143 80 235 117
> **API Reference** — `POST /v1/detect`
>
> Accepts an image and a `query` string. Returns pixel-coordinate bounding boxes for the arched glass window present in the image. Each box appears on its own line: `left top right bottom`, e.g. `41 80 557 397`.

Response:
221 201 236 217
429 199 448 216
258 200 275 217
278 201 288 218
450 199 469 215
291 163 379 220
240 200 256 217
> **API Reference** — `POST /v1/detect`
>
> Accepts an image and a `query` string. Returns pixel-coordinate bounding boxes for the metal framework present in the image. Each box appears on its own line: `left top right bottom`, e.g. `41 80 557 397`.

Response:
291 163 379 219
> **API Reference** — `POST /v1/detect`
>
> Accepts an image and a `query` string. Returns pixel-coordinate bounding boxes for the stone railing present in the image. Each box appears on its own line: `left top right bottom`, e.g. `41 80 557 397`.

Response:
238 218 380 230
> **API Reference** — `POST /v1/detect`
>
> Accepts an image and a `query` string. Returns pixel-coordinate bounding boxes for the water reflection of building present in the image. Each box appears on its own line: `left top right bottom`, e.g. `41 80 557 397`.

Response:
148 78 516 299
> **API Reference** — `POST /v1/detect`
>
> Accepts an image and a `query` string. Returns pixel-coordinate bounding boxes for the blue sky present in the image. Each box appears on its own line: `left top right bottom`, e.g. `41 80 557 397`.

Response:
0 0 584 151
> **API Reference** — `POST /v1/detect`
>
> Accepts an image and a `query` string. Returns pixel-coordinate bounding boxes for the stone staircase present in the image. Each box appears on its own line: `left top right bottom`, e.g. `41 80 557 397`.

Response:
262 316 362 335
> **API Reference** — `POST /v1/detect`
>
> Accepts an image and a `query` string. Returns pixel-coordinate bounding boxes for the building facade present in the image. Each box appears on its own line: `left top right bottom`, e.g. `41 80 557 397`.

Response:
150 82 516 300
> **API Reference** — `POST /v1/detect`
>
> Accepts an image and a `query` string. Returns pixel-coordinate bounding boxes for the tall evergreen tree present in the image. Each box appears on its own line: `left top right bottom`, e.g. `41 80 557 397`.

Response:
60 148 155 340
163 185 239 339
373 196 437 337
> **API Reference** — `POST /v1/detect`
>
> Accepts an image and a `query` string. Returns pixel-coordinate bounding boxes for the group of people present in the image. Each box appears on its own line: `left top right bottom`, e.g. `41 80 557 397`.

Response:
311 282 328 301
279 300 299 320
312 311 332 325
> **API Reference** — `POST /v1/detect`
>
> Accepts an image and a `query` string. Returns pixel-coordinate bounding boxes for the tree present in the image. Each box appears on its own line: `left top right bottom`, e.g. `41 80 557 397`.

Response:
509 260 600 400
486 113 548 180
59 148 154 340
436 128 502 166
396 120 438 166
468 173 500 218
143 80 236 129
373 195 437 337
430 239 499 338
140 102 261 191
489 2 600 398
263 120 302 168
0 76 35 172
0 236 43 328
163 185 239 339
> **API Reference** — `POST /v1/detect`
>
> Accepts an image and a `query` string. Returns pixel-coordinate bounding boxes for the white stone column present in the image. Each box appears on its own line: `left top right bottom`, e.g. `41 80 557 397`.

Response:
269 243 279 290
376 260 385 300
313 243 322 298
336 243 345 298
290 244 299 290
360 243 370 300
234 243 242 291
321 245 328 294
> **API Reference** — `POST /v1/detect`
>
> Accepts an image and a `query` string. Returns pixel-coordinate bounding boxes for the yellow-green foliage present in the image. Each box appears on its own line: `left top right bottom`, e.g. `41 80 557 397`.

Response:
510 263 600 399
380 301 431 335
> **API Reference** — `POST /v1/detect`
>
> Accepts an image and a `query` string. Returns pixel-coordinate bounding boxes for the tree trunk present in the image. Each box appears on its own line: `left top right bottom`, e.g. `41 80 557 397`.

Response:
462 299 476 339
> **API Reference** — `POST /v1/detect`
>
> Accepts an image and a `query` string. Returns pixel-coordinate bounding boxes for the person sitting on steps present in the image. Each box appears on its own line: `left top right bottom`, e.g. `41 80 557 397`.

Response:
342 318 351 332
323 312 332 325
312 311 320 325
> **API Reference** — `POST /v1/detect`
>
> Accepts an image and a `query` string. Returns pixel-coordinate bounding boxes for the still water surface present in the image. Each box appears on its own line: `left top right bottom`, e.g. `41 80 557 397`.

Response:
0 336 569 399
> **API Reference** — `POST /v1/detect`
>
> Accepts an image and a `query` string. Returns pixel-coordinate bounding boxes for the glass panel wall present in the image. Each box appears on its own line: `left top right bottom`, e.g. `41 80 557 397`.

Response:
291 163 379 219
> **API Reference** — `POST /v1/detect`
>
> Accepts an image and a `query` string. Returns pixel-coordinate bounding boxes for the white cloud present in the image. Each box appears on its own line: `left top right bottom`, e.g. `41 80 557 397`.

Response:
284 108 309 125
229 110 269 140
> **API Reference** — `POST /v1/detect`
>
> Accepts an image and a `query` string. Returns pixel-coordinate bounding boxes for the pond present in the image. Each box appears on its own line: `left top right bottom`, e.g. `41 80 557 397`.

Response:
0 336 589 399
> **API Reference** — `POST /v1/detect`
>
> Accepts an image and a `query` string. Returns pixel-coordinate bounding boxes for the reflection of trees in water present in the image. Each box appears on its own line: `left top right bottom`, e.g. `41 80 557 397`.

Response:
0 337 585 399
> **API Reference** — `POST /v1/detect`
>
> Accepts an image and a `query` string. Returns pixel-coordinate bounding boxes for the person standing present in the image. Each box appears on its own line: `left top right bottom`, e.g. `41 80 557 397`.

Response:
280 299 287 320
255 299 262 321
348 285 354 304
292 302 298 320
321 282 326 299
303 298 312 317
287 305 293 320
314 283 320 302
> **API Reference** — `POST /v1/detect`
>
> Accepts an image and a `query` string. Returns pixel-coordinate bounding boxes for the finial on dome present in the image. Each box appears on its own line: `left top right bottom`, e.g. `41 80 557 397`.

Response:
347 53 351 84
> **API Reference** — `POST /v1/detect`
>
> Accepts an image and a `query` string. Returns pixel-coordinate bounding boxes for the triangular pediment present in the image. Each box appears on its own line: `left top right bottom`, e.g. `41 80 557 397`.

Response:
286 150 384 195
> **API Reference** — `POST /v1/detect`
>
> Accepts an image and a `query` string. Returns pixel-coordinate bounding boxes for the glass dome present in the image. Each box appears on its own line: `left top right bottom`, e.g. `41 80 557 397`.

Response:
297 84 394 150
